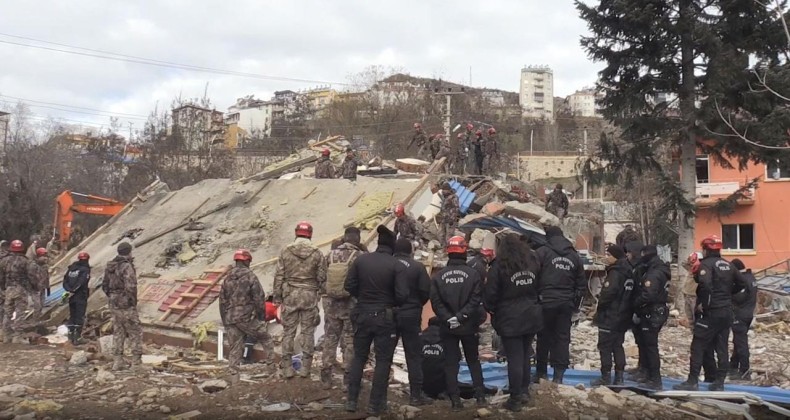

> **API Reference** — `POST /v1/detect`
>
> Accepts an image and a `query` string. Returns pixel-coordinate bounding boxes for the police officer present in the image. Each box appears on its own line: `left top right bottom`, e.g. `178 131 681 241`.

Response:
484 234 542 412
344 225 409 416
63 252 91 345
534 226 585 384
622 241 645 380
674 236 747 391
430 236 486 411
420 317 446 399
729 258 756 379
633 245 670 390
468 248 494 280
591 245 634 386
393 238 433 406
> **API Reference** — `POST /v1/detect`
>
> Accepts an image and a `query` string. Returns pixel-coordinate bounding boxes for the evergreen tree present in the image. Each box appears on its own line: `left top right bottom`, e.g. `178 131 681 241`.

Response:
576 0 785 273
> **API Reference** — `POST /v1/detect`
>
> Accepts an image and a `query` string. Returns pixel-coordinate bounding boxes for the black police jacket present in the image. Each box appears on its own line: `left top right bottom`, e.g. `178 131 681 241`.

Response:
468 255 489 281
430 258 484 336
394 253 431 317
63 261 91 299
483 259 542 337
593 258 635 332
345 245 409 311
695 255 746 314
536 236 585 308
633 255 670 317
732 269 757 320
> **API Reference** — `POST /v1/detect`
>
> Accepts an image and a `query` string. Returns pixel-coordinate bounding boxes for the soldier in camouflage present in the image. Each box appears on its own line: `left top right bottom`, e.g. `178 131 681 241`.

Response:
393 203 422 245
219 249 273 383
314 149 335 179
102 242 143 371
482 127 500 175
0 240 32 343
440 183 461 246
429 134 443 161
321 227 364 389
0 241 10 331
340 148 362 181
274 221 327 379
545 183 569 220
27 248 49 320
409 123 429 159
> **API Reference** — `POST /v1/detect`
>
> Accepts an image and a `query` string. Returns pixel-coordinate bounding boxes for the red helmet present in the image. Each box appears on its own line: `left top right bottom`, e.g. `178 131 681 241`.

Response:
233 249 252 262
77 251 90 261
447 236 468 254
9 240 23 253
321 148 330 156
413 122 422 130
394 203 405 217
481 248 494 258
488 127 497 135
35 248 47 257
295 221 313 238
434 133 443 139
457 133 465 139
701 235 723 250
475 130 483 137
466 123 474 131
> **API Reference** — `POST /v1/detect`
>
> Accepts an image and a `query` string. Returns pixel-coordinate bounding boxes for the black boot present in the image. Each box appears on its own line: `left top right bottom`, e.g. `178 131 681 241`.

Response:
474 388 487 406
504 394 522 412
450 395 464 412
630 368 648 383
409 386 433 406
708 379 725 392
552 368 566 384
346 385 360 412
590 370 611 386
74 327 85 345
613 370 624 385
643 377 663 390
67 328 75 345
534 362 548 383
344 400 357 412
673 376 699 391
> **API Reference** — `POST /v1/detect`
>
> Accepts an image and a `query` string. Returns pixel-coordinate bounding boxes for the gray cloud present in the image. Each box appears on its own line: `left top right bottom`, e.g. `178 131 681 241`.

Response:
0 0 600 132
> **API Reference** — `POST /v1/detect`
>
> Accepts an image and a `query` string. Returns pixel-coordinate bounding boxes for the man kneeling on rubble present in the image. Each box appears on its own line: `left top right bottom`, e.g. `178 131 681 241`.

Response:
219 249 273 384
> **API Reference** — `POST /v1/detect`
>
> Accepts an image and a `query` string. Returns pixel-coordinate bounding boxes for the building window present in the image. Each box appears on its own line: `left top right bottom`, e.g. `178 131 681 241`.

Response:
722 224 755 250
696 155 709 184
767 157 790 180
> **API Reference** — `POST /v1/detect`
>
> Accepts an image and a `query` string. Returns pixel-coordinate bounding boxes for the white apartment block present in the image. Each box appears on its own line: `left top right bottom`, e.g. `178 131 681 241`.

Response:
520 66 554 121
568 88 601 118
226 96 276 137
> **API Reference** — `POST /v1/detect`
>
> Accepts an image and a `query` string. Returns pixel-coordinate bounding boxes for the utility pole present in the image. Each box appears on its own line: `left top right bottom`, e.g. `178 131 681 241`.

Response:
445 94 452 140
583 128 588 200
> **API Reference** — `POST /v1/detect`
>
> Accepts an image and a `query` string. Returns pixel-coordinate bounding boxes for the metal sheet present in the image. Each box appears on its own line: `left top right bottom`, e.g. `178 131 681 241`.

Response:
448 180 475 214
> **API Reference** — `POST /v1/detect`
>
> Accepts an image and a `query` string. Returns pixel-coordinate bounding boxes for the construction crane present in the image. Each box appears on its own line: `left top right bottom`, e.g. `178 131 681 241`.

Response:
53 190 125 251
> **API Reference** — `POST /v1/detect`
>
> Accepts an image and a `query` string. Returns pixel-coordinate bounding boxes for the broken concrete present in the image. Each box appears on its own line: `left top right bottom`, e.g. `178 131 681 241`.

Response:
503 201 561 226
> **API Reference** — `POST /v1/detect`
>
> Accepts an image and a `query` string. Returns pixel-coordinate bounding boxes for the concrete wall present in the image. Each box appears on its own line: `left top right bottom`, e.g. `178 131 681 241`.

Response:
696 156 790 270
517 154 583 181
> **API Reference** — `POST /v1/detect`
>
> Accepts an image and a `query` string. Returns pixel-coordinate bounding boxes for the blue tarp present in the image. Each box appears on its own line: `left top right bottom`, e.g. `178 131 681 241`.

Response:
459 215 547 247
44 285 66 307
448 180 475 214
459 362 790 405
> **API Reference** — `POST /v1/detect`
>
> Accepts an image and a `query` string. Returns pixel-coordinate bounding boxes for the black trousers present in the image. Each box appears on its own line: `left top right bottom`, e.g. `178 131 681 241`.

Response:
347 311 397 408
730 317 752 373
68 296 88 328
395 313 424 394
638 323 662 381
536 304 573 369
689 313 731 379
597 328 626 372
442 331 484 397
632 323 646 371
501 334 534 397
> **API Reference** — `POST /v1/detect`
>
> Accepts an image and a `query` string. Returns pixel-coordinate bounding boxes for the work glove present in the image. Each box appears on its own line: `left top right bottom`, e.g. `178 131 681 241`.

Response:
447 316 461 329
61 292 71 305
632 313 641 325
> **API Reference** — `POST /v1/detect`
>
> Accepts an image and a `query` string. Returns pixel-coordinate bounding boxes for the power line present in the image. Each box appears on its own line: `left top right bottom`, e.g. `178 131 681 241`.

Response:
0 98 148 121
0 94 148 118
0 33 350 86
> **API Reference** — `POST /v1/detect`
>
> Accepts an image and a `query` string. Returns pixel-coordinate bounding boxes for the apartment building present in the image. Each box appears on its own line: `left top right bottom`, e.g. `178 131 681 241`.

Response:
520 66 554 121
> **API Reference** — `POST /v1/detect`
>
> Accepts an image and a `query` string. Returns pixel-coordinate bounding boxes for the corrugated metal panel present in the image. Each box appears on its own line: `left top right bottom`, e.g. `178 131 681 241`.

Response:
448 180 475 214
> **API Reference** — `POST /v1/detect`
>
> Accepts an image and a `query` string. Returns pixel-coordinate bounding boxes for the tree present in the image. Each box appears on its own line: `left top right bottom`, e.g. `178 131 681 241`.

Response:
576 0 784 275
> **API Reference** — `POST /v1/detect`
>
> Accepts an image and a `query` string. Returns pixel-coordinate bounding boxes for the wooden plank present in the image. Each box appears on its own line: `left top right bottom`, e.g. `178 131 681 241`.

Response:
182 197 211 223
190 280 216 286
134 202 229 248
348 192 365 208
244 180 271 204
308 135 343 149
302 186 318 199
249 236 342 269
168 304 187 311
179 293 201 299
174 266 231 323
237 155 318 184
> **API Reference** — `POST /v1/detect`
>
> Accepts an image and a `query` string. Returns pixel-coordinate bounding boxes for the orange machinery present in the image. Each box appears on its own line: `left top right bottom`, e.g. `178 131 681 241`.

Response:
53 190 126 251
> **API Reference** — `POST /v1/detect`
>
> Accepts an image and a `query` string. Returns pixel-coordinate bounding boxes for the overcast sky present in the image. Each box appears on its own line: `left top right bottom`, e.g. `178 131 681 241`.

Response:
0 0 600 135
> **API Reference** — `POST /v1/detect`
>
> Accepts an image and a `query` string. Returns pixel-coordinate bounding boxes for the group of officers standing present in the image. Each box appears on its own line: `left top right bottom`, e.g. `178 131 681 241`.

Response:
410 122 500 176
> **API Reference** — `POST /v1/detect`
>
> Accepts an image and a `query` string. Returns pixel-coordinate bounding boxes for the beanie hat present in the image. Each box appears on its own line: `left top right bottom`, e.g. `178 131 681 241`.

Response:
117 242 133 256
606 244 626 260
394 238 413 255
376 225 396 249
544 226 564 238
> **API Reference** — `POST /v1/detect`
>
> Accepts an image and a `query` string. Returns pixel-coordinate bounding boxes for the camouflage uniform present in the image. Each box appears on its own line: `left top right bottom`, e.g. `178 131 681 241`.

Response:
103 255 142 367
394 215 422 243
219 264 273 375
545 189 569 220
320 242 363 385
27 256 49 319
341 156 362 181
482 136 499 174
314 156 335 179
273 237 327 377
0 250 11 329
440 190 460 246
434 136 453 173
0 254 32 341
429 135 442 160
411 132 429 159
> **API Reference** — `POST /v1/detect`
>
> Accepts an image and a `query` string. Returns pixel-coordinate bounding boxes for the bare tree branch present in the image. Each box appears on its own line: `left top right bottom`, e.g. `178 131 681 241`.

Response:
710 99 790 150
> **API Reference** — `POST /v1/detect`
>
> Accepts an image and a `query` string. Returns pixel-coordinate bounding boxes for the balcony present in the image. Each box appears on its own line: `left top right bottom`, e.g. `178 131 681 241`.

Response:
695 182 756 207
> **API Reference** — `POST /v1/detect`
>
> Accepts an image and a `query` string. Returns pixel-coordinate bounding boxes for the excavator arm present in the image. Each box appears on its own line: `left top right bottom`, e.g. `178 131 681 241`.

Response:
54 190 125 251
